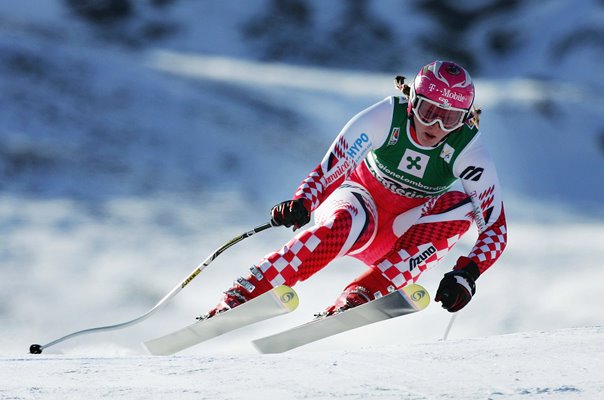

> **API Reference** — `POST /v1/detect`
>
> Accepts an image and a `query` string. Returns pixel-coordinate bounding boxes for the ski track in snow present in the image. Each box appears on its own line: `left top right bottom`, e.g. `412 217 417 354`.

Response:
2 327 603 400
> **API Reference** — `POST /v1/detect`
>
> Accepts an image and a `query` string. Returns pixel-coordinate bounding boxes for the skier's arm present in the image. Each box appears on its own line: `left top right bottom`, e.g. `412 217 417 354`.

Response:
453 135 508 280
435 135 507 312
292 97 393 211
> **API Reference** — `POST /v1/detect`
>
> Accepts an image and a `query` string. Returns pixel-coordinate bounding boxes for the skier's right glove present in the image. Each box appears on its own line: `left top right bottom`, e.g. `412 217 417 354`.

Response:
270 198 311 230
435 269 476 313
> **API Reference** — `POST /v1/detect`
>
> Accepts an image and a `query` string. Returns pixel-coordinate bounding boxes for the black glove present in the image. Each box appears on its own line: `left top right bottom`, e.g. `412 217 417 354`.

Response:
435 269 476 312
270 198 310 230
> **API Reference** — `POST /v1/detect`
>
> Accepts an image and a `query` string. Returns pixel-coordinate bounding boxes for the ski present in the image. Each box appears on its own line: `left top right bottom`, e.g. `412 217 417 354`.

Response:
252 283 429 354
143 285 299 355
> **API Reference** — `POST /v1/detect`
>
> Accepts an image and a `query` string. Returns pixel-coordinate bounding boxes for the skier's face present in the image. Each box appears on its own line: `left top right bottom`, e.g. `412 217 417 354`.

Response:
413 114 450 147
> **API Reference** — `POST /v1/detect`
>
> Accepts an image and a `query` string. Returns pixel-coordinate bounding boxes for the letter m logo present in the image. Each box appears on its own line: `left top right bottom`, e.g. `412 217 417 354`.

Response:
460 166 484 181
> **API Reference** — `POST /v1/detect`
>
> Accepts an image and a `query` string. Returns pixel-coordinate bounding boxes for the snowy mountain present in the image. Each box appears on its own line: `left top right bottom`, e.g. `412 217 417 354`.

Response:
1 1 604 398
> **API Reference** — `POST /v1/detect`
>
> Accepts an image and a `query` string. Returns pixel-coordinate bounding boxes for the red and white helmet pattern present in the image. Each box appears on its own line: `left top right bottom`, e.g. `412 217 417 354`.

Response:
410 61 475 111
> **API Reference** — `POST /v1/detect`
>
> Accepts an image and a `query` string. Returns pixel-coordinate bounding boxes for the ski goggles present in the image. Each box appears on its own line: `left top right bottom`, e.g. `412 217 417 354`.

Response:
414 96 468 132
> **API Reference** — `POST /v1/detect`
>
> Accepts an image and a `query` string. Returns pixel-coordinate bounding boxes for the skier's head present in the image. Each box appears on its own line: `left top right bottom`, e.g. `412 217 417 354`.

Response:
408 60 475 133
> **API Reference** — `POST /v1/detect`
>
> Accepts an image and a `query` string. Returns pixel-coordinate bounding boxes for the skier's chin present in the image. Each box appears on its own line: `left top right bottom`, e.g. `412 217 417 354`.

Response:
417 129 441 147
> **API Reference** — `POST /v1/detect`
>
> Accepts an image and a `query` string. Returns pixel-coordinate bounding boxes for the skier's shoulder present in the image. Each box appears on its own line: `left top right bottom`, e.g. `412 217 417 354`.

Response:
340 97 398 149
360 95 400 115
450 125 499 179
349 96 406 127
345 97 396 130
382 95 409 110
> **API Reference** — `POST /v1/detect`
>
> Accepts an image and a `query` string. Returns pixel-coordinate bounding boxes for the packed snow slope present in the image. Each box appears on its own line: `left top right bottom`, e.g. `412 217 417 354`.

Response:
3 327 604 399
0 1 604 399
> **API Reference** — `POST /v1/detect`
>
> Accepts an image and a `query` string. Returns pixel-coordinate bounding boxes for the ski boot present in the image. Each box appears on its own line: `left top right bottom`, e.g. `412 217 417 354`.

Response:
317 267 396 318
200 266 273 320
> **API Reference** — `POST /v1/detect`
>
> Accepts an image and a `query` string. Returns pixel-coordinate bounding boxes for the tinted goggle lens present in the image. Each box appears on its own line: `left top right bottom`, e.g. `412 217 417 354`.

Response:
415 98 466 131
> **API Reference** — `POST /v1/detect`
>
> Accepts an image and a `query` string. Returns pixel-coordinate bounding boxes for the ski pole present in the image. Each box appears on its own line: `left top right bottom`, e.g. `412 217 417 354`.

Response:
29 222 274 354
442 312 458 341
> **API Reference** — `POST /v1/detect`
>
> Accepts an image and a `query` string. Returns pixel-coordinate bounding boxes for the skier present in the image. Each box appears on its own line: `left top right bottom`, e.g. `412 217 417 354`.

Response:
204 60 507 319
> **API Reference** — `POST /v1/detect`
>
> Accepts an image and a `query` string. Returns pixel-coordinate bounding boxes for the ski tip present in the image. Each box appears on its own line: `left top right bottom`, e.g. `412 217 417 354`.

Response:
272 285 299 312
401 284 430 310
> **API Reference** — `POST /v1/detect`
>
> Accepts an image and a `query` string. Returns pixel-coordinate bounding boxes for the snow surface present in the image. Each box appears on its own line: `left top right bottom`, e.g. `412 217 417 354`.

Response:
1 1 604 399
3 327 604 399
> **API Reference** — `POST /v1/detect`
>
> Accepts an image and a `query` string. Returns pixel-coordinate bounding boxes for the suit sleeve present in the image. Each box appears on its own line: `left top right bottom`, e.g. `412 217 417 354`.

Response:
453 135 508 278
293 97 393 211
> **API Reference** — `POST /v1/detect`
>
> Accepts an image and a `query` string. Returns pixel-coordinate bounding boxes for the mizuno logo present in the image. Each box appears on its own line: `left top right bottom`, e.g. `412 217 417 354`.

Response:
409 246 436 270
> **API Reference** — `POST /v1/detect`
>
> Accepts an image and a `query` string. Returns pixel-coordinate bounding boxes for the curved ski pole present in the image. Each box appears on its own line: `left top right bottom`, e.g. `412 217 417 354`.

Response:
29 222 274 354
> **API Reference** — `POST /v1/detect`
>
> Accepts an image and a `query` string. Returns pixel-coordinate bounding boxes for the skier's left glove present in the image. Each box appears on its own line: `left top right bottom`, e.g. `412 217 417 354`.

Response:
435 268 477 313
270 198 311 230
